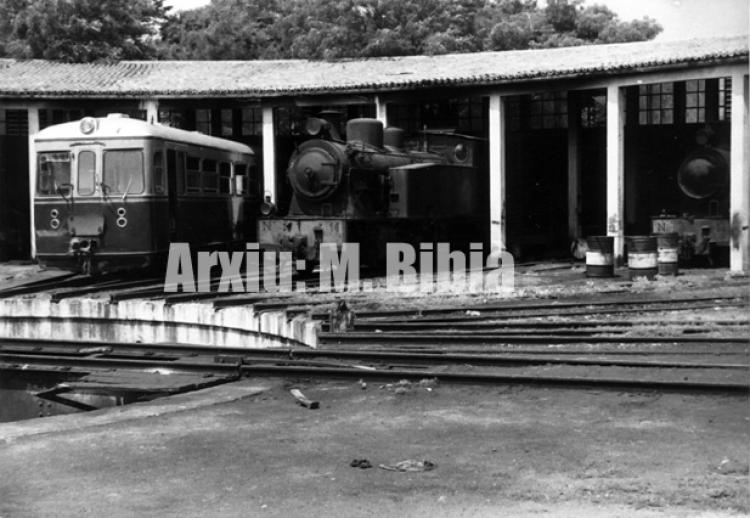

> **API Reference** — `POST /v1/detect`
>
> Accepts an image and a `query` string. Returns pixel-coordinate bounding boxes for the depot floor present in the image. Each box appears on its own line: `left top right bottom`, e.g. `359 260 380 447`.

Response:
0 261 748 517
0 377 748 518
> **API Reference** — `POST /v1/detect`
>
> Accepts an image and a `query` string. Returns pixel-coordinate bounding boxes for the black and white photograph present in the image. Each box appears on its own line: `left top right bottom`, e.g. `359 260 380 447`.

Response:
0 0 748 516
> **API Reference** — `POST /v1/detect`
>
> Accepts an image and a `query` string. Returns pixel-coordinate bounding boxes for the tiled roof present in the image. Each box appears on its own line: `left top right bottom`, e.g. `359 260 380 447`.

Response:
0 35 746 99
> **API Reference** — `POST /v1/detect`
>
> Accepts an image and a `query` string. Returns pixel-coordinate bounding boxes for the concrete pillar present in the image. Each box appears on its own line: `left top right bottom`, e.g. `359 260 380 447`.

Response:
139 98 159 124
729 71 749 272
261 106 276 204
606 84 626 263
488 93 507 252
375 95 388 127
27 106 40 259
567 91 580 241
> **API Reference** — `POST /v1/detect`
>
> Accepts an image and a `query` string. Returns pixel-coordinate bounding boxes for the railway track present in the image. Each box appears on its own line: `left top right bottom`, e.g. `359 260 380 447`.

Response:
1 331 747 393
0 273 747 399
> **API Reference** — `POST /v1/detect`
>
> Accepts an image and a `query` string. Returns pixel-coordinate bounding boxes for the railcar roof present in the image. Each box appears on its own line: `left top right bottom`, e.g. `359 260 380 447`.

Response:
0 35 746 98
34 115 255 155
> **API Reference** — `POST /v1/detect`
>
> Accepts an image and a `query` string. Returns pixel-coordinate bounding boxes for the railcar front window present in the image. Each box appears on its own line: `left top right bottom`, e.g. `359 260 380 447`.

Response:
37 152 71 195
78 150 96 196
103 150 144 194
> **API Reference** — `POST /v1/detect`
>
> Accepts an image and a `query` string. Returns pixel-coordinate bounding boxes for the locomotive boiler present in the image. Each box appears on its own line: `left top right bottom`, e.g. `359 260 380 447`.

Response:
651 128 730 264
258 117 483 269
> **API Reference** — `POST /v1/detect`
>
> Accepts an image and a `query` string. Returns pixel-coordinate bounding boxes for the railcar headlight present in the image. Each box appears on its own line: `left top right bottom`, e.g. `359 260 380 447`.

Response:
260 201 277 216
453 143 468 163
79 117 97 135
259 194 276 216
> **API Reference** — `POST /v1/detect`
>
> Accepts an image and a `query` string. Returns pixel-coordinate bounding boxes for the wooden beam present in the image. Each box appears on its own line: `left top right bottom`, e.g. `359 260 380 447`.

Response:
488 93 506 252
606 85 626 263
729 72 749 272
27 106 40 259
139 98 159 124
262 106 276 204
374 95 388 127
567 91 581 241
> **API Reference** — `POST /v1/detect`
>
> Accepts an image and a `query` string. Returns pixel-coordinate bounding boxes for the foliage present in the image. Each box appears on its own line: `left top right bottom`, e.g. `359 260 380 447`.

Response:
0 0 663 62
157 0 662 60
0 0 169 62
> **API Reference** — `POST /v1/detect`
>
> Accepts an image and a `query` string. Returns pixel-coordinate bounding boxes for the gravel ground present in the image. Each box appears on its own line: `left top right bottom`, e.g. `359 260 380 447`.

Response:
0 262 747 517
0 378 748 518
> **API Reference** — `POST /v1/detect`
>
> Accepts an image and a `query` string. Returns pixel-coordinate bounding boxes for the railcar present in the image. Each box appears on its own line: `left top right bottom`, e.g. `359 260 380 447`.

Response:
258 117 483 269
33 114 258 274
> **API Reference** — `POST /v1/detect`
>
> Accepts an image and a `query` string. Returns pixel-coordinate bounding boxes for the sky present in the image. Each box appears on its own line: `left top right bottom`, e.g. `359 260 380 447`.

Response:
164 0 749 41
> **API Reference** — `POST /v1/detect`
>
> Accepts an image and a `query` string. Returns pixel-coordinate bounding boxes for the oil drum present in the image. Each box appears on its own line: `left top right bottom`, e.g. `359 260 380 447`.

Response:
627 236 658 280
655 232 679 276
585 236 614 277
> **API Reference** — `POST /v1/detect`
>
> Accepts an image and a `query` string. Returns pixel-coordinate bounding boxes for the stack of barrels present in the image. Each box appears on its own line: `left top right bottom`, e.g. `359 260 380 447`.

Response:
585 233 680 279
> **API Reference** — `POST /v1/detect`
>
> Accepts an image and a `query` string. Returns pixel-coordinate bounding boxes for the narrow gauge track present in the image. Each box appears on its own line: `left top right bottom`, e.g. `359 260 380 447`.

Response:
1 337 747 393
343 296 749 322
338 319 749 332
318 332 748 345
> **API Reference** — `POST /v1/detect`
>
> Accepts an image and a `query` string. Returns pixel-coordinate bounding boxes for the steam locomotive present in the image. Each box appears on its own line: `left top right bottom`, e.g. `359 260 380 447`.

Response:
651 128 730 264
33 114 258 274
258 117 483 269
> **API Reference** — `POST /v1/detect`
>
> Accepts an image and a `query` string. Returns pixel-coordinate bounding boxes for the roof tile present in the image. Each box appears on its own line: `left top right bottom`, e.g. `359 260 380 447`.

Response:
0 35 746 98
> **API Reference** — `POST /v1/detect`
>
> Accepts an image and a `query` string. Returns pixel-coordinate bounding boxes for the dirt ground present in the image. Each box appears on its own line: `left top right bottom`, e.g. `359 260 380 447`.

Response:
0 378 747 518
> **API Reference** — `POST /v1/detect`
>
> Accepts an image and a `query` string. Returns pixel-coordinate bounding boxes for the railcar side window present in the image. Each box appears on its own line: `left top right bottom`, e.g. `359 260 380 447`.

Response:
77 150 96 196
233 163 258 198
103 150 144 194
202 159 218 193
153 151 165 194
219 162 231 194
37 152 71 195
186 156 201 193
234 163 247 195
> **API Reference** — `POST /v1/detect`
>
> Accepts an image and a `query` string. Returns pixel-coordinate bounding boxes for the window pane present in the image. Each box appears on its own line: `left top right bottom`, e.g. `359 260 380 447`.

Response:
219 162 231 194
153 151 165 194
221 109 233 137
78 150 96 196
38 152 71 195
196 109 211 134
103 150 144 194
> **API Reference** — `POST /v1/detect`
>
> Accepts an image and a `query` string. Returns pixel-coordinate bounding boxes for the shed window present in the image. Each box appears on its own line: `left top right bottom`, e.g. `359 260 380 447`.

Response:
221 109 234 137
241 107 262 136
638 83 674 125
685 79 706 124
196 109 211 135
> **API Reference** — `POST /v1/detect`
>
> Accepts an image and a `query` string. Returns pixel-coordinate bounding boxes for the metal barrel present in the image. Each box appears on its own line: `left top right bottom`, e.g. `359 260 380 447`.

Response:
627 236 658 280
655 232 680 276
585 236 614 277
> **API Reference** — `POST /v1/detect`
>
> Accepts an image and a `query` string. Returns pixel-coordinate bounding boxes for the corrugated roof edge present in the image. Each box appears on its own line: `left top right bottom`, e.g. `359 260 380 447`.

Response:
0 35 747 99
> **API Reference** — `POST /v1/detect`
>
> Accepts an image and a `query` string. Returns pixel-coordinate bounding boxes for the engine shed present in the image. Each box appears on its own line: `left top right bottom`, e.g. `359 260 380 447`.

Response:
0 35 748 271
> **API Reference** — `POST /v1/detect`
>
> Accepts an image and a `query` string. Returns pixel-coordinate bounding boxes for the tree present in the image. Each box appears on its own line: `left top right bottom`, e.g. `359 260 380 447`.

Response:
159 0 281 60
3 0 663 62
2 0 169 62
